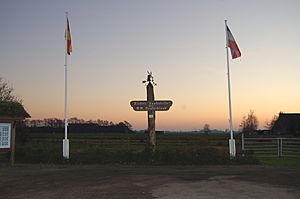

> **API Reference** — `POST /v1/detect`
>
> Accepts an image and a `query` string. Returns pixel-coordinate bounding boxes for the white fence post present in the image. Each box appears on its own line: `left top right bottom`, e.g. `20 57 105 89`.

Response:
280 138 283 157
277 138 280 157
242 133 244 151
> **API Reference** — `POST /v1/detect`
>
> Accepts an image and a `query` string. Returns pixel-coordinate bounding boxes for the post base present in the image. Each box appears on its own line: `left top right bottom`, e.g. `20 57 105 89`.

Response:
229 138 236 158
63 139 69 159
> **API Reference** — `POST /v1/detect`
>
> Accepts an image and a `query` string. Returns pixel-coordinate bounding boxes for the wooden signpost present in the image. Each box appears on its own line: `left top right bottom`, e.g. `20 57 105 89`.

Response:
130 72 172 152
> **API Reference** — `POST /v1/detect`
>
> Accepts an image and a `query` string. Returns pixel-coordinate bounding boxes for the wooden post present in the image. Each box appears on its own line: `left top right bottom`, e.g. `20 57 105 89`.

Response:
130 72 172 152
10 122 16 166
147 82 156 152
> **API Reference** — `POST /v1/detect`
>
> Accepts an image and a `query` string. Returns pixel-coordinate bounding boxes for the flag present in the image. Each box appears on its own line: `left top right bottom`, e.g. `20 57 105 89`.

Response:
226 26 241 59
66 18 72 55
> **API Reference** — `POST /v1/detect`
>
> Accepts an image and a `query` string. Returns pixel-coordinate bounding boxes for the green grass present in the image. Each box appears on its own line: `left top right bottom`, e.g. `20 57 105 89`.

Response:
259 157 300 167
12 143 257 165
68 148 231 165
11 133 229 165
0 132 276 165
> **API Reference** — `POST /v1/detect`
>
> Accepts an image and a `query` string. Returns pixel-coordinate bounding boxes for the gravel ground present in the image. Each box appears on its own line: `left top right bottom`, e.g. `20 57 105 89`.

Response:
0 164 299 199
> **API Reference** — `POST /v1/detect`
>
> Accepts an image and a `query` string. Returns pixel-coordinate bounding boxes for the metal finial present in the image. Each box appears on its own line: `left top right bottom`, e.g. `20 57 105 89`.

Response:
142 71 156 86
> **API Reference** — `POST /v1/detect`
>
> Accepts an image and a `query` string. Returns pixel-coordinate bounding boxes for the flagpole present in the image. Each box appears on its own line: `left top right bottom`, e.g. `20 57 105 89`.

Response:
63 12 69 159
225 20 236 158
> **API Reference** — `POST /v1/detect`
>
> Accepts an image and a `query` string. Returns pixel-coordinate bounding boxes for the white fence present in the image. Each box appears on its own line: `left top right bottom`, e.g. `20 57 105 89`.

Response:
241 134 300 158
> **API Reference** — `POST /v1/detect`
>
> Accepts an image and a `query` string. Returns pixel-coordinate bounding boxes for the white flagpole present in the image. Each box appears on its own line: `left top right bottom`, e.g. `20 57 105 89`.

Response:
63 12 70 159
225 20 236 158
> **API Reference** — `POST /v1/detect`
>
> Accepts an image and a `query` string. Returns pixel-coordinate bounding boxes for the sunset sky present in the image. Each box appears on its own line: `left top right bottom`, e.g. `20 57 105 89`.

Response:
1 0 300 131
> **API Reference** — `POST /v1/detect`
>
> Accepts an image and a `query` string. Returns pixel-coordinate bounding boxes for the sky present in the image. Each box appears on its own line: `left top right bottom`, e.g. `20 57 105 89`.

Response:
1 0 300 131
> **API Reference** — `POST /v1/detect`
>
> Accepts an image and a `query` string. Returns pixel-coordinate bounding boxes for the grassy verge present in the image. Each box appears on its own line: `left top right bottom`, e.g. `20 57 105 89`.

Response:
13 145 257 165
11 144 257 165
0 132 259 165
258 157 300 167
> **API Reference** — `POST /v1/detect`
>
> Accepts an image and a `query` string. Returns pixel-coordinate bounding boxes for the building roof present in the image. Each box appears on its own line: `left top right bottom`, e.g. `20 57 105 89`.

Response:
0 101 30 119
272 113 300 135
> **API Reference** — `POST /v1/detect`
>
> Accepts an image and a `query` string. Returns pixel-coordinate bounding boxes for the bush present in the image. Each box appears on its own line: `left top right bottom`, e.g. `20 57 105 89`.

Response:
234 151 259 164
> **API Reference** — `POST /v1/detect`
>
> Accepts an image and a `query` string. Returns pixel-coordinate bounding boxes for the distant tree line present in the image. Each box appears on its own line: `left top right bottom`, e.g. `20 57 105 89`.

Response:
22 118 133 134
25 117 132 129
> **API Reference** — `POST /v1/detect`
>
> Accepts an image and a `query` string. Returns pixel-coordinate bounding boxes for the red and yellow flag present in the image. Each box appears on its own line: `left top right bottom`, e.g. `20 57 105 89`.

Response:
66 18 72 55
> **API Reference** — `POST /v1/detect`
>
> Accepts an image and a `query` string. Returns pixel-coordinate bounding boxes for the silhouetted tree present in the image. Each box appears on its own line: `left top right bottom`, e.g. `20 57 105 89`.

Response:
0 77 21 103
103 120 109 126
123 120 132 130
240 110 259 134
203 124 211 134
265 114 278 130
69 117 85 124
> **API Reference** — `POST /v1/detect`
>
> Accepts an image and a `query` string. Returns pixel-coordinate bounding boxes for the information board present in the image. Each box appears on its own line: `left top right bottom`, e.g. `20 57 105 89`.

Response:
0 123 11 149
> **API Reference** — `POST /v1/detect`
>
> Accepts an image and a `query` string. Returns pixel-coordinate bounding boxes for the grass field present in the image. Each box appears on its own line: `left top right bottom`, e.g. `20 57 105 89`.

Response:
258 157 300 167
1 132 299 166
18 132 235 152
11 132 234 164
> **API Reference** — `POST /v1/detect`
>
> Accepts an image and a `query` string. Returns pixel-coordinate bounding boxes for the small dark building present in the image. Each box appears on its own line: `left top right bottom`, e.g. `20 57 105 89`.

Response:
271 113 300 136
0 101 30 165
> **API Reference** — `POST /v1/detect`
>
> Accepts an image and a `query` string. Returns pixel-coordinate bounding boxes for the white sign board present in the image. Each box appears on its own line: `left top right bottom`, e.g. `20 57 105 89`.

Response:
0 123 11 149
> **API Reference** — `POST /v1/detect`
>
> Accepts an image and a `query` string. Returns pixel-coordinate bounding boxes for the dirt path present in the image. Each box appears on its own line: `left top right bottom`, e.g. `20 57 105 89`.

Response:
0 164 299 198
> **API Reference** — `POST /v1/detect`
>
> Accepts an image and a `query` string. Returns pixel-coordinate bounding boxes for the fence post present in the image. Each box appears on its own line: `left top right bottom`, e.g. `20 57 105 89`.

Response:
277 138 280 157
241 133 244 151
280 138 283 157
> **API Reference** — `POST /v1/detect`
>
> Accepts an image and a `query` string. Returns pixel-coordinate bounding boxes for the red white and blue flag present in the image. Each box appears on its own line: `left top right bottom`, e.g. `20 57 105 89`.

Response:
226 26 241 59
